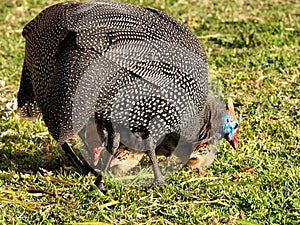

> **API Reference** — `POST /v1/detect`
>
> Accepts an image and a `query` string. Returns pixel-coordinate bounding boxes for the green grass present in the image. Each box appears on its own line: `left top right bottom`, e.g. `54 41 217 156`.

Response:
0 0 299 224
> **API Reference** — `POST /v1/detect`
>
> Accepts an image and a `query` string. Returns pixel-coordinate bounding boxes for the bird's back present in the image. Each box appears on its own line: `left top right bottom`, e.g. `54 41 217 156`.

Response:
18 2 209 147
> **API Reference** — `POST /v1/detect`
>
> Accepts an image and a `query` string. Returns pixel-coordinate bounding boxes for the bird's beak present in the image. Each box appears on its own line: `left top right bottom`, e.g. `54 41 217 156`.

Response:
229 138 238 149
228 131 238 149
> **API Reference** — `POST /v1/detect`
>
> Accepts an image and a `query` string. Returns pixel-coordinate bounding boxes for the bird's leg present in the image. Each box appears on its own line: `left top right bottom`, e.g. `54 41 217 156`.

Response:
60 142 94 173
146 137 167 187
94 131 120 190
61 142 83 166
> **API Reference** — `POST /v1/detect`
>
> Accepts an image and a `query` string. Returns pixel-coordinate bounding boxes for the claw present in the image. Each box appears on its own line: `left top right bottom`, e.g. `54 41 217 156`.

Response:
150 179 167 188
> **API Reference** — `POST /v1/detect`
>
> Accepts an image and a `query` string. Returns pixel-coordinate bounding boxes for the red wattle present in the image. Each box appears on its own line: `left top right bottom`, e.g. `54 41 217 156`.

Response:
93 146 101 154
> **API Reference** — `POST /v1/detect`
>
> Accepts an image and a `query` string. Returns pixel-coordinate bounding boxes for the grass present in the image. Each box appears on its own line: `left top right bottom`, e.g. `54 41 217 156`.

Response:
0 0 299 224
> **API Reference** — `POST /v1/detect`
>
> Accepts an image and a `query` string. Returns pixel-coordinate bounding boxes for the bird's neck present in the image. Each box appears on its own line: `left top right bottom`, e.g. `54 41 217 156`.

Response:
198 97 226 144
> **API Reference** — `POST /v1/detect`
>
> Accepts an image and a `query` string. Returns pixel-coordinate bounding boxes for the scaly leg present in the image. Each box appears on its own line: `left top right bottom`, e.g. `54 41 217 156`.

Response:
60 142 95 174
146 136 167 187
94 131 120 190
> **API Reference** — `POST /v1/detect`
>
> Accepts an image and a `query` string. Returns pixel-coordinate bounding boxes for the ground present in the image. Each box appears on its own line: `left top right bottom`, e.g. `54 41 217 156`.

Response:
0 0 299 224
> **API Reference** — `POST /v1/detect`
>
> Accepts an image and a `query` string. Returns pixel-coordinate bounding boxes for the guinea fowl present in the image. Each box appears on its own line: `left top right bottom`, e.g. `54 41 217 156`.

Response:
106 97 239 175
110 146 145 175
18 2 212 188
185 98 239 174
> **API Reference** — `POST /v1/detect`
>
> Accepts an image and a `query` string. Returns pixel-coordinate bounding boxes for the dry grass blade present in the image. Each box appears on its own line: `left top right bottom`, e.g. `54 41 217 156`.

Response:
97 200 120 210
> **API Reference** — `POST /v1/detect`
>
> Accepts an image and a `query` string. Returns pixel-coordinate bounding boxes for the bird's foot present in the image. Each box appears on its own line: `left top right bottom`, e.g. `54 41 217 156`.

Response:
197 167 211 176
90 183 106 194
240 166 257 174
150 178 167 188
92 173 106 192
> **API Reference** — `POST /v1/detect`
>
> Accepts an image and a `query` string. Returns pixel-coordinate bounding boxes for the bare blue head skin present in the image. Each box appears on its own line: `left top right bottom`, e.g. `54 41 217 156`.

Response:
223 111 239 149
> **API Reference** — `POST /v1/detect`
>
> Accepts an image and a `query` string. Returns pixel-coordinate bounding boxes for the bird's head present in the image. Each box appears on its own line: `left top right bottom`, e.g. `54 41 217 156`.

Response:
223 98 239 149
79 120 108 166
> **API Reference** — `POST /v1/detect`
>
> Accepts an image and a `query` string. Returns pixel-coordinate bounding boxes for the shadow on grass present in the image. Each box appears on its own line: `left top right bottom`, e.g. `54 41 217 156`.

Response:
0 133 91 176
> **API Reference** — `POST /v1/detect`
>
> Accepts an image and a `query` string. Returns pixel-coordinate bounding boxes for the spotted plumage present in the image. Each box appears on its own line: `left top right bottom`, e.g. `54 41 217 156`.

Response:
18 2 207 142
107 98 239 175
17 2 212 187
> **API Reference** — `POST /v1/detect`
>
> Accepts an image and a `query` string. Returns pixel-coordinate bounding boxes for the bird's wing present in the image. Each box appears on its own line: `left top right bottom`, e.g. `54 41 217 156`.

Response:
66 2 207 108
20 2 209 144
